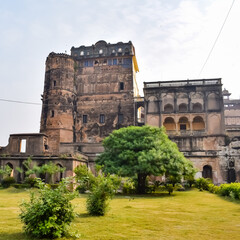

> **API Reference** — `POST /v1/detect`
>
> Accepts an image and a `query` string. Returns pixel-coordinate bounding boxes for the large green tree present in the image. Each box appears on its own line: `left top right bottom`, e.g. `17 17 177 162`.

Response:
97 125 195 194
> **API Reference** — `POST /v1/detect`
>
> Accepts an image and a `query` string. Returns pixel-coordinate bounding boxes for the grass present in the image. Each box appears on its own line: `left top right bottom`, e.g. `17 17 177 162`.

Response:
0 188 239 240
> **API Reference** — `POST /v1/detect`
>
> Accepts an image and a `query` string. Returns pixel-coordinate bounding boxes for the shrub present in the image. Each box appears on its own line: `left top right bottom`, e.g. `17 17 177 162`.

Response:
24 177 38 188
20 178 76 239
208 183 219 194
74 165 96 193
195 178 212 191
12 183 22 189
218 183 240 200
86 174 120 216
122 178 136 194
1 176 16 188
76 184 88 194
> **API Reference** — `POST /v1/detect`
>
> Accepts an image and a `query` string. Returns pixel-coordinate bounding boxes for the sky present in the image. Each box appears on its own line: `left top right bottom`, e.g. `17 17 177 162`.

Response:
0 0 239 146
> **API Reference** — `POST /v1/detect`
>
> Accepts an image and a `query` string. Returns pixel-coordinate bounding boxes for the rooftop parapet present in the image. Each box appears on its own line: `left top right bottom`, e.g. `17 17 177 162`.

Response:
144 78 222 89
71 40 135 59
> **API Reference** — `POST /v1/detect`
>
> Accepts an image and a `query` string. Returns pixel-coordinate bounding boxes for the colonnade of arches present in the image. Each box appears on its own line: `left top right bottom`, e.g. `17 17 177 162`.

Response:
1 162 64 183
163 116 205 131
146 92 220 114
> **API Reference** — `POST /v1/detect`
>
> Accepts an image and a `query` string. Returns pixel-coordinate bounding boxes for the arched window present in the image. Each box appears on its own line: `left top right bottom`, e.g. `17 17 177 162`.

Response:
164 104 174 113
137 107 145 123
163 117 176 131
202 165 212 179
192 103 202 112
179 103 187 112
178 117 189 131
192 116 205 130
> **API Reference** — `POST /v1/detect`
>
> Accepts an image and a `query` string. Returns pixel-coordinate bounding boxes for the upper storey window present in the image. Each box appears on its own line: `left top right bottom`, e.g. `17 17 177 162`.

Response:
80 51 84 56
120 82 124 90
99 49 103 54
112 49 116 55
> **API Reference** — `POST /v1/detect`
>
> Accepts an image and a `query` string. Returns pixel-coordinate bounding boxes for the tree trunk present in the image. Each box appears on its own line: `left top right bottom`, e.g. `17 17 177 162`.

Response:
137 173 147 194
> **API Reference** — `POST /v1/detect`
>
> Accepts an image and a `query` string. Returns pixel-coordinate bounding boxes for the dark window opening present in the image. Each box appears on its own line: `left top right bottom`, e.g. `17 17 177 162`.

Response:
44 145 49 150
83 115 87 123
53 81 56 87
180 124 186 130
118 59 122 64
100 114 105 124
118 114 123 124
202 165 212 179
51 110 54 118
120 82 124 90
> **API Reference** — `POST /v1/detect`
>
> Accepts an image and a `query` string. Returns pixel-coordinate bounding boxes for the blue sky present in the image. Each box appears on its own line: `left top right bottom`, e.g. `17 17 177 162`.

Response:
0 0 239 146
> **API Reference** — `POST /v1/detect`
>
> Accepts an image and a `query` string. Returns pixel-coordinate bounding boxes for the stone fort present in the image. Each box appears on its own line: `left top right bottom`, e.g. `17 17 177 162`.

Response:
1 40 240 184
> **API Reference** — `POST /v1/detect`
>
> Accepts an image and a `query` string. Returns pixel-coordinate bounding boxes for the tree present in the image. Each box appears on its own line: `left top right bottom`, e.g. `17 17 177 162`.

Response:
97 125 195 194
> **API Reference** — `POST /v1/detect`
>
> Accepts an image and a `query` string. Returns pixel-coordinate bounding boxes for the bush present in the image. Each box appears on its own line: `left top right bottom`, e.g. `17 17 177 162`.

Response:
86 174 120 216
1 176 16 188
24 177 38 188
208 183 219 194
122 178 136 194
195 178 212 191
218 183 240 200
20 178 76 239
12 183 22 189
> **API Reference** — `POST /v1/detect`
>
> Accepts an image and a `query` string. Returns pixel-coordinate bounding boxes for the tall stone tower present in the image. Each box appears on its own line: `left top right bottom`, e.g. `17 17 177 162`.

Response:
40 41 139 158
40 53 76 153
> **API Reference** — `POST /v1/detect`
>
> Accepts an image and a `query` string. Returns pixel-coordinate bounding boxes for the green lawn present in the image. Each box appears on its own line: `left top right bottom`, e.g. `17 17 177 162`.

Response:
0 188 239 240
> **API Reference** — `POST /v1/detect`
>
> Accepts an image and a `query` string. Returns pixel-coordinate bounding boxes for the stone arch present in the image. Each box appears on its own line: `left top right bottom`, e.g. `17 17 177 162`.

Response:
164 104 174 113
148 96 158 113
192 102 202 112
6 162 14 177
163 117 176 131
55 163 64 183
178 117 190 131
37 163 46 182
192 116 205 130
202 165 212 179
207 93 219 110
137 106 145 123
178 103 188 112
